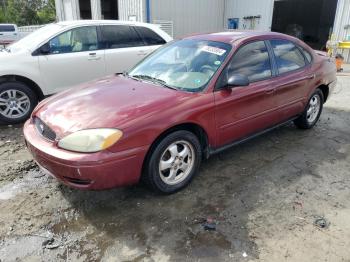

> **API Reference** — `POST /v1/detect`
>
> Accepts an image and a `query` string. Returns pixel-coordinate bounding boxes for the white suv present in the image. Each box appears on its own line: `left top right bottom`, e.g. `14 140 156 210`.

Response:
0 24 18 46
0 20 172 124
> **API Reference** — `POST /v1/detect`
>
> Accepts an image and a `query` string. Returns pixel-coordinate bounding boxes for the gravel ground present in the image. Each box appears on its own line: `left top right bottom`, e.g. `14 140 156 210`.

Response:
0 75 349 262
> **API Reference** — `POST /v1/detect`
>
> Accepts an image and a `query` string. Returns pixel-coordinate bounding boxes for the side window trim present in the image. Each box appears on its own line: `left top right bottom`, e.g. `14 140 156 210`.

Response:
265 40 278 77
35 26 100 56
100 24 145 50
132 26 148 46
214 39 273 91
296 44 313 64
230 40 273 83
268 39 308 77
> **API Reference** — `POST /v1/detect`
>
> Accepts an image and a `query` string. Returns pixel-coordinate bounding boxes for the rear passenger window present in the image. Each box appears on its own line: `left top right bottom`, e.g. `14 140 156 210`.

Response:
0 25 15 32
228 41 272 82
299 46 312 63
101 25 145 49
134 26 166 45
271 39 306 74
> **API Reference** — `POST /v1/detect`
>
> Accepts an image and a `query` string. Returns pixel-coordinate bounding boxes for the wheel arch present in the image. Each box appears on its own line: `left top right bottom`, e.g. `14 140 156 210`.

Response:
0 75 44 100
141 122 210 176
318 84 329 103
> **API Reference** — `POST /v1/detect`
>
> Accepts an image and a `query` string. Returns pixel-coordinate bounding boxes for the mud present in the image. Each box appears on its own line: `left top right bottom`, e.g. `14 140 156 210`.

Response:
0 75 350 261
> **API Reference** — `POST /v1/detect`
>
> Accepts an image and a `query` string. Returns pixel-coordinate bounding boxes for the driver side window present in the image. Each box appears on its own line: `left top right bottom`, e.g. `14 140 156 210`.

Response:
228 41 272 82
48 26 98 54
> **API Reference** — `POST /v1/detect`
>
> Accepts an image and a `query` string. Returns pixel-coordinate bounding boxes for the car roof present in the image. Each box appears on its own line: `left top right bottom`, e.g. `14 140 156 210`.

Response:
56 20 155 27
0 23 17 26
184 31 290 44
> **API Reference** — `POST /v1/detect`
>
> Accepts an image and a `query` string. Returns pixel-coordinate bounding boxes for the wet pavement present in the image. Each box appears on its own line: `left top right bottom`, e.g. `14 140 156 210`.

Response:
0 75 349 261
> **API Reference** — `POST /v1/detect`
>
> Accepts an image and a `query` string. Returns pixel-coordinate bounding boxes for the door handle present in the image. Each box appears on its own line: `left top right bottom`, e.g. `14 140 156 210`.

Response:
307 74 316 79
265 88 275 95
88 53 101 61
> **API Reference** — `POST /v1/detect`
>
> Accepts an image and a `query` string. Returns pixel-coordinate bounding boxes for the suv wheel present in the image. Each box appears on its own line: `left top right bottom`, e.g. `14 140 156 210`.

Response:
0 82 38 124
294 89 324 129
143 130 202 194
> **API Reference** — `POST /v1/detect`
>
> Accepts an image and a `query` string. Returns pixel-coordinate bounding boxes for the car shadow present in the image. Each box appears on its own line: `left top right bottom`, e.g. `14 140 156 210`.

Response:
57 107 349 261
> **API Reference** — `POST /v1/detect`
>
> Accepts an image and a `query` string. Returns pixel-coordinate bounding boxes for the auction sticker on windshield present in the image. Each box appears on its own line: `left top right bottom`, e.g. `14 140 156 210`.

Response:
201 46 227 56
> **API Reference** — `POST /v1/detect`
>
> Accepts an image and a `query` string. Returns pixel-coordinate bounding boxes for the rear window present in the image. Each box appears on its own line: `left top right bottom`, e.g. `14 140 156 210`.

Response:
134 26 166 45
299 46 312 63
0 25 15 32
100 25 145 49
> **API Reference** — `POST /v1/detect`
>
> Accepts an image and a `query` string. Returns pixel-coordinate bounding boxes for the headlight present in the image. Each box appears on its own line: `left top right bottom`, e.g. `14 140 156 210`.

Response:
58 128 123 153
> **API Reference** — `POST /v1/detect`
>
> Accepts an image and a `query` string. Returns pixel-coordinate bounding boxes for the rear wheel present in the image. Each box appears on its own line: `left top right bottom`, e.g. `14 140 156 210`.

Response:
294 89 324 129
143 130 202 194
0 82 38 124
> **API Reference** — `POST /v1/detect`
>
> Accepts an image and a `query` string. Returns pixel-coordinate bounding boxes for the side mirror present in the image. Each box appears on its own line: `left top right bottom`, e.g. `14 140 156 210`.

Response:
227 73 249 87
39 43 50 55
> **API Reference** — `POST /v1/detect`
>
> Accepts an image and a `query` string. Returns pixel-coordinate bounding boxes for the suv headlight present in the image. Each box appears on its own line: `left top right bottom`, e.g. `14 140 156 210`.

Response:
58 128 123 153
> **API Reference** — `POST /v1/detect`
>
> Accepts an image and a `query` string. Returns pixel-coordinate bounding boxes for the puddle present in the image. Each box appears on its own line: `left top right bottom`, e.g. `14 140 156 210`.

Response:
0 170 48 200
0 182 25 200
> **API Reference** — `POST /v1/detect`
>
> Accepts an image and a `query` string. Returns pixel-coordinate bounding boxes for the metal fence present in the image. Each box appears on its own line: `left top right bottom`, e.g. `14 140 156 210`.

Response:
18 25 44 38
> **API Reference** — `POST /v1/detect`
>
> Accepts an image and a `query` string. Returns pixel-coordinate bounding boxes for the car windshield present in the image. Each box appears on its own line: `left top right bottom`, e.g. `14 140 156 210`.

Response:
9 24 65 52
129 39 232 92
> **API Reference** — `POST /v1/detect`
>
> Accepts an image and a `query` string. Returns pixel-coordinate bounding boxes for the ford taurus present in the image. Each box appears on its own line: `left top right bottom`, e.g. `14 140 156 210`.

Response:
23 31 337 193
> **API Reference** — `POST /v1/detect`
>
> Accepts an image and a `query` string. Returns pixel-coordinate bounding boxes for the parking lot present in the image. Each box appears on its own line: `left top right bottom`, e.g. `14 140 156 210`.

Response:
0 74 349 261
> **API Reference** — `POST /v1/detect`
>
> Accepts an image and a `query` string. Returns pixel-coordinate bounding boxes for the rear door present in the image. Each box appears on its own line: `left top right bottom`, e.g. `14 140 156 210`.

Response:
0 24 18 44
214 40 279 147
269 39 313 121
101 25 149 75
38 26 105 94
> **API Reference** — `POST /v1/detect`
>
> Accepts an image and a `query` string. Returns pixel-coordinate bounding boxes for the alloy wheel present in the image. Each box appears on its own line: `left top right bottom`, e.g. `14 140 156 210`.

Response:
159 140 195 185
0 89 31 119
306 94 321 124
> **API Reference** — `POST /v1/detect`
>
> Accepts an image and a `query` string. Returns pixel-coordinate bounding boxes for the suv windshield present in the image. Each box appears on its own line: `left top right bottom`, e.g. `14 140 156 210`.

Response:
129 39 231 92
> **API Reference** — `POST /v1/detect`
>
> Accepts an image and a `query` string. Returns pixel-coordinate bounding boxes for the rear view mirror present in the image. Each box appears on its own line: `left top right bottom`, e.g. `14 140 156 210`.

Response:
227 73 249 87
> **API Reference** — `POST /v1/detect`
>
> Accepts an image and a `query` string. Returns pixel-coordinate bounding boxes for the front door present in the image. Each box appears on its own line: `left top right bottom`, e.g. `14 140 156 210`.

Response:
38 26 105 94
214 40 279 147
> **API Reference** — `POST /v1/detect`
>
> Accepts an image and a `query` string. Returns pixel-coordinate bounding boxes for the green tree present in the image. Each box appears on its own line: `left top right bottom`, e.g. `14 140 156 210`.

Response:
0 0 56 26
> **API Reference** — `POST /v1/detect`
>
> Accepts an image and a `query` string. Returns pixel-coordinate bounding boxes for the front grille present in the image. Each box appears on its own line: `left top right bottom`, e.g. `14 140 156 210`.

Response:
34 117 56 141
63 176 92 186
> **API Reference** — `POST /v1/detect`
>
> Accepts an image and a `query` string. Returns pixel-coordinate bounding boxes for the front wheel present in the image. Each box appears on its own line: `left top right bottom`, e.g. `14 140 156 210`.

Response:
0 82 38 124
294 89 324 129
143 130 202 194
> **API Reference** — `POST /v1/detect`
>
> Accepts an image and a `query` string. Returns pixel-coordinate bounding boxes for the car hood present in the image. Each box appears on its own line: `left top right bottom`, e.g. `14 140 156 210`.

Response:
34 75 193 137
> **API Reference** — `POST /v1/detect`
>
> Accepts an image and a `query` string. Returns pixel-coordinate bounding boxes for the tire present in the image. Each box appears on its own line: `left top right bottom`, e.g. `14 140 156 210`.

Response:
294 89 324 129
143 130 202 194
0 82 38 124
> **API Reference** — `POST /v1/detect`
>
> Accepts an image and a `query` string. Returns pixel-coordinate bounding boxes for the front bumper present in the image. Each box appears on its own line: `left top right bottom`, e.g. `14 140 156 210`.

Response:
23 120 149 190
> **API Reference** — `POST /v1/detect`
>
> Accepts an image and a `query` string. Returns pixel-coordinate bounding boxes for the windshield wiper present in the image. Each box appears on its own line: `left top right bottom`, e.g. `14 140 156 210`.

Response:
131 74 177 90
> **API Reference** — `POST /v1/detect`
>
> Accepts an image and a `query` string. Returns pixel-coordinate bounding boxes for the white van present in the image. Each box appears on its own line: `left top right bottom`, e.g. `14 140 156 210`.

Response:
0 24 18 46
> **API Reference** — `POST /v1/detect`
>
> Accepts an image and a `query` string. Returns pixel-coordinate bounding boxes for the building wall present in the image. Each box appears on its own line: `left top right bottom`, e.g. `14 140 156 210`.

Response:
118 0 145 22
149 0 225 38
224 0 274 31
333 0 350 61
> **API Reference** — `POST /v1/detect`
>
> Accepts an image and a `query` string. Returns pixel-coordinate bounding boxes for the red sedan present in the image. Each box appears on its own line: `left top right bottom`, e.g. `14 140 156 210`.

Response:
24 31 336 193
